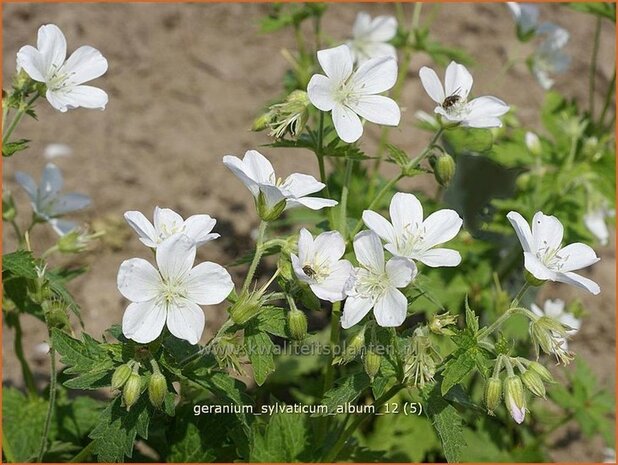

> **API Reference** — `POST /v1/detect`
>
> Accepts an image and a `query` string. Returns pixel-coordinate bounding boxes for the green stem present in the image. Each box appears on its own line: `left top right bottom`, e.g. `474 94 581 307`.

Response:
322 301 341 395
477 306 526 340
323 383 405 462
37 347 57 462
2 430 16 463
599 69 616 129
511 282 530 307
241 221 268 293
589 16 602 119
2 95 38 145
13 316 37 395
338 158 354 239
69 440 96 463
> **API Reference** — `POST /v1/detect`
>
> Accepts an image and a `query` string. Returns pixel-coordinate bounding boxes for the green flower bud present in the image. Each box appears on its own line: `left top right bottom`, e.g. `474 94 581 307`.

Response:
521 368 546 398
42 299 71 331
528 361 554 383
256 191 287 222
524 270 545 287
288 308 308 340
334 328 366 365
485 377 502 414
430 153 456 186
111 364 133 390
148 371 167 408
363 349 381 380
504 375 526 424
229 290 263 325
122 372 142 411
525 132 542 156
2 191 16 222
515 173 531 191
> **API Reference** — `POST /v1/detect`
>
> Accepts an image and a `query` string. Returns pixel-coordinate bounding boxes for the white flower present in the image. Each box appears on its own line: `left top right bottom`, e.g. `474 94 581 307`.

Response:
362 192 463 267
124 206 219 249
524 131 541 155
342 231 417 329
307 44 400 143
15 162 90 235
584 206 614 246
531 298 580 351
118 233 233 344
419 61 510 128
507 211 601 295
223 150 337 212
347 12 397 64
291 228 353 302
16 24 108 112
531 24 570 90
506 3 540 35
44 143 72 160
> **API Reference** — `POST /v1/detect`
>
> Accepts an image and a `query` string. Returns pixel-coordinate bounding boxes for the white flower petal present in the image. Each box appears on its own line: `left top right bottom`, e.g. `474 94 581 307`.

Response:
62 45 107 85
41 163 64 197
356 43 397 63
154 207 184 235
348 95 400 126
117 258 161 302
362 210 396 244
352 12 372 39
307 74 335 111
531 211 563 252
288 197 338 210
49 219 78 236
222 155 260 197
530 303 544 318
444 61 473 99
421 209 463 249
341 294 373 329
282 173 325 198
313 230 346 262
417 248 462 267
390 193 423 235
46 85 108 111
353 231 384 273
14 171 38 200
524 252 556 281
332 104 363 143
351 55 397 94
156 234 196 281
52 193 91 215
37 24 67 74
243 150 276 184
543 299 565 319
385 256 416 287
554 271 600 295
16 45 47 82
419 66 445 104
310 260 353 302
291 253 313 284
464 117 504 129
507 211 534 253
466 96 510 120
374 287 407 327
183 214 219 246
317 45 353 83
364 15 397 42
558 243 600 272
124 211 157 247
122 299 167 344
584 211 609 245
297 228 315 264
185 262 233 305
166 298 205 345
260 184 287 209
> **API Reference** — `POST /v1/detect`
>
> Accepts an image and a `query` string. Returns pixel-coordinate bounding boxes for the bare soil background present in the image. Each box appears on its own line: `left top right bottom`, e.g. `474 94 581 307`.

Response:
2 3 616 462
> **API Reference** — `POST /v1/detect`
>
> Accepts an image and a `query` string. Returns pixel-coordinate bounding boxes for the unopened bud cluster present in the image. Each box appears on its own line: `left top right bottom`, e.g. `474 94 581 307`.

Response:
111 360 168 411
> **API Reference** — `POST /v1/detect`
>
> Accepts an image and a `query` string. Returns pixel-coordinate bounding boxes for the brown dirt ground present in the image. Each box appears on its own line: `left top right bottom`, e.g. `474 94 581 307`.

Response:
2 3 616 462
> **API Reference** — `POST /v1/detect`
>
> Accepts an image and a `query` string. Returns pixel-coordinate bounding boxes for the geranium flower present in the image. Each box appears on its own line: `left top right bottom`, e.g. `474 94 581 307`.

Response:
362 193 463 267
118 233 233 344
419 61 509 128
223 150 337 215
507 211 600 294
16 24 108 112
15 162 90 235
307 44 400 143
506 3 540 36
347 12 397 63
530 24 570 90
584 205 614 246
291 228 353 302
342 231 417 329
124 207 219 248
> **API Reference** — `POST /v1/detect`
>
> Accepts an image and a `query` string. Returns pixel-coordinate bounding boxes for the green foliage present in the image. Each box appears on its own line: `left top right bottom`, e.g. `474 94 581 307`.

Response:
250 412 309 461
2 388 48 462
244 323 277 386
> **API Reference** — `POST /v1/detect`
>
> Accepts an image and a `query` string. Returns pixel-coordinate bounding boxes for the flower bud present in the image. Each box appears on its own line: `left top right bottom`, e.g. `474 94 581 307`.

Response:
288 308 308 341
521 368 546 398
57 228 100 254
363 349 381 380
229 290 263 325
252 111 274 132
122 372 142 411
42 299 71 331
524 270 545 287
148 371 167 408
334 327 366 365
485 377 502 414
515 173 531 191
430 153 456 186
2 191 16 222
525 131 542 156
528 361 554 383
504 375 526 424
111 364 133 390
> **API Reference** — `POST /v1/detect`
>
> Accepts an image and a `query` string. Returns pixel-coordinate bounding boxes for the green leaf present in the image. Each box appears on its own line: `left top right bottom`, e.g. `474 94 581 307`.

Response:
245 324 276 386
464 296 479 334
318 372 371 415
255 306 287 338
440 349 476 396
250 412 308 462
569 2 615 20
2 250 38 278
422 381 466 462
443 127 493 154
2 387 47 462
2 138 30 157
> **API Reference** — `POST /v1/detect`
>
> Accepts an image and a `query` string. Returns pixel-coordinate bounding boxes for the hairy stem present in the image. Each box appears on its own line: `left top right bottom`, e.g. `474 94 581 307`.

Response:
599 69 616 129
338 158 354 239
37 347 57 462
13 315 37 395
241 220 268 293
2 94 38 145
589 16 602 119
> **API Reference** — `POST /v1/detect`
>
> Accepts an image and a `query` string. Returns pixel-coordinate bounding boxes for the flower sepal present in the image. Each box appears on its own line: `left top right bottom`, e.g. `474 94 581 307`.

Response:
256 191 287 222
